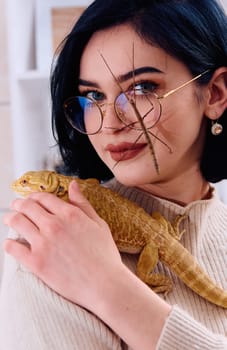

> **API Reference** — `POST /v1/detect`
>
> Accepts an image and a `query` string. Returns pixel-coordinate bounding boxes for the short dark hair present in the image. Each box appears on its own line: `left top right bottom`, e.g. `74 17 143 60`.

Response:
51 0 227 182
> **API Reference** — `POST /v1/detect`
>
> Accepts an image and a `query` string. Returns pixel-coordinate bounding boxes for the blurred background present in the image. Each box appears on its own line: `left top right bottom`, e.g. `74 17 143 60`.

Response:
0 0 13 273
0 0 227 278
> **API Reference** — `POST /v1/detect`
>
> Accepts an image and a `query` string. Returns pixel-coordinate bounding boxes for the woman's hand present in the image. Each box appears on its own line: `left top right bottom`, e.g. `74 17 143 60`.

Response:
3 181 171 350
3 181 122 310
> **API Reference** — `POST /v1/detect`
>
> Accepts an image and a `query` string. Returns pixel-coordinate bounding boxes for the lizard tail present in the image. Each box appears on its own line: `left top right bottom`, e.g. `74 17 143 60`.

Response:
163 239 227 308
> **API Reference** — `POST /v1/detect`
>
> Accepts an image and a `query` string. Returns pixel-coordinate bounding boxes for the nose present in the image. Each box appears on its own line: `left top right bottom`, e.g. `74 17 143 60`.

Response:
101 101 125 133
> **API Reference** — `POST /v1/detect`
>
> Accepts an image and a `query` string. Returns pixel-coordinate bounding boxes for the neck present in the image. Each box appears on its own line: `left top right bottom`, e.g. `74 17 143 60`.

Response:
136 177 211 207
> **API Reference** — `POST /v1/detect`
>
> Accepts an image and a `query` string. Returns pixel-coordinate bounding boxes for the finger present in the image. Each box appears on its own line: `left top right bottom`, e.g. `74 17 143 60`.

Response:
68 181 101 222
12 196 53 215
26 182 101 223
28 191 71 216
3 211 40 244
4 238 32 265
11 197 54 227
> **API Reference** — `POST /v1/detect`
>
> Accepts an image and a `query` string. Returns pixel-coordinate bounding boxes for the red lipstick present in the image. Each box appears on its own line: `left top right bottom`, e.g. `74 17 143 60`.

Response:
106 142 146 162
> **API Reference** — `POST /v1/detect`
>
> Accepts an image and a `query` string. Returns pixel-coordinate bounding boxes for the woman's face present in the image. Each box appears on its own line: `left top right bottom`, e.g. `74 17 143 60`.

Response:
79 24 207 187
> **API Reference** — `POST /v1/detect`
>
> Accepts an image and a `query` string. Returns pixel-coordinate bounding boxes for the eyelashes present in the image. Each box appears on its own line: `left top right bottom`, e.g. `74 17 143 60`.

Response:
79 80 159 101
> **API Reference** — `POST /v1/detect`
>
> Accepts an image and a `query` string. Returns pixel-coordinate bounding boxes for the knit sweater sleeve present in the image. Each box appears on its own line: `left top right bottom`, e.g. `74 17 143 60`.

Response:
157 305 227 350
1 257 226 350
0 251 122 350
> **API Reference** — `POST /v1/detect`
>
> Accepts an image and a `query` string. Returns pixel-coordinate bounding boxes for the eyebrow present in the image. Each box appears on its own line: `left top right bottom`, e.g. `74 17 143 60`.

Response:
78 66 163 88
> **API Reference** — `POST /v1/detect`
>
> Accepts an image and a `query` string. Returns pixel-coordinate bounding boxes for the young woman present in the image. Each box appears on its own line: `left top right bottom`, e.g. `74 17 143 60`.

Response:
1 0 227 349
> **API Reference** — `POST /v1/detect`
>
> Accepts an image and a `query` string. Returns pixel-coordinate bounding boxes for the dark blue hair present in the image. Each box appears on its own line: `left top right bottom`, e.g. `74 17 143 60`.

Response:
51 0 227 182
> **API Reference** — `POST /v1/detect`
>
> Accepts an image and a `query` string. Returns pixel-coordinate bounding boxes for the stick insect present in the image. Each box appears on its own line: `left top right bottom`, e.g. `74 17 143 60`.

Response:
99 45 172 174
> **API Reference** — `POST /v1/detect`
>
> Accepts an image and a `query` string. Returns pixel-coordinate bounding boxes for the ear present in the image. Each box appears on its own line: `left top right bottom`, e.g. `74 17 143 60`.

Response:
204 67 227 120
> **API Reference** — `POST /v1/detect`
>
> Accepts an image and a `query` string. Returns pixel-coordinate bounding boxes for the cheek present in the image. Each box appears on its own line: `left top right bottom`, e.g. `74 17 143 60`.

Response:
158 96 204 134
154 104 205 161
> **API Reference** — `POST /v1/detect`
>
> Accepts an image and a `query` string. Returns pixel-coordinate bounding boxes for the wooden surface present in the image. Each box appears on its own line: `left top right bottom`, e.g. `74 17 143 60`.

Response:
51 7 85 52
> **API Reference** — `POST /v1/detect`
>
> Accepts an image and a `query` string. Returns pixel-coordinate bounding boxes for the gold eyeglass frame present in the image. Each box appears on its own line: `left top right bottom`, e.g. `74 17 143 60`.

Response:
64 69 210 135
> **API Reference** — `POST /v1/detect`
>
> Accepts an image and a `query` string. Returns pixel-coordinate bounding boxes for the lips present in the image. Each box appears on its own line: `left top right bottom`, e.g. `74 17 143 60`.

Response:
106 142 147 162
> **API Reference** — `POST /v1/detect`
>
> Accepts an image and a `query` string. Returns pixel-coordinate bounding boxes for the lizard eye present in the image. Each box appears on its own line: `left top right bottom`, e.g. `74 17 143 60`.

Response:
39 185 46 191
21 180 27 185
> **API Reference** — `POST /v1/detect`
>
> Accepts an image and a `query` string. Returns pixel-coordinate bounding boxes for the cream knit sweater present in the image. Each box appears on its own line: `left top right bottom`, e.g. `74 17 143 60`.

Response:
0 179 226 350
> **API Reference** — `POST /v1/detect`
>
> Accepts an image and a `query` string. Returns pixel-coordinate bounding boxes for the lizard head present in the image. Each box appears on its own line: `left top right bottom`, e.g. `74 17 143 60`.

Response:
11 170 60 197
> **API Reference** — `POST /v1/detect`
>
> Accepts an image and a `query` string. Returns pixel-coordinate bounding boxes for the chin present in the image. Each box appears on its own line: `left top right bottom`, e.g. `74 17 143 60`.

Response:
113 172 152 187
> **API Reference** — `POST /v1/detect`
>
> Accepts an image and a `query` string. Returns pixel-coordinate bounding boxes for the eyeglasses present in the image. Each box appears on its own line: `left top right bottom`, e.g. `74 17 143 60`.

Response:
63 69 210 135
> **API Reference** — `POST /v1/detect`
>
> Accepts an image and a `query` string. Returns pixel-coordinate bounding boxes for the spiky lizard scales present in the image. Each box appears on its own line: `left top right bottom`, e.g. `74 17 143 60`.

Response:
11 170 227 308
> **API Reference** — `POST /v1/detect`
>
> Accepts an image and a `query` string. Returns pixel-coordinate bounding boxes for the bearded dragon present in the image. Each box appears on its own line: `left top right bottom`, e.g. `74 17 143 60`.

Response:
11 170 227 308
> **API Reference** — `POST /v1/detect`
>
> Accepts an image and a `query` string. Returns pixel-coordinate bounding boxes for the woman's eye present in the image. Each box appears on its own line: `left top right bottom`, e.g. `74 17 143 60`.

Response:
132 82 157 95
86 91 105 102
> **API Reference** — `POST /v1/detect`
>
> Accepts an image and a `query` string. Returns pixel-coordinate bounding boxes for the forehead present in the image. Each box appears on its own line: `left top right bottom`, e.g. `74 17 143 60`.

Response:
79 24 169 79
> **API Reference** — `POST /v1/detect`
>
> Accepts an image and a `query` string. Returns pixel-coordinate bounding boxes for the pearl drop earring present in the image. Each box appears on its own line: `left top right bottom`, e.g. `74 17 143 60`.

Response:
211 120 223 136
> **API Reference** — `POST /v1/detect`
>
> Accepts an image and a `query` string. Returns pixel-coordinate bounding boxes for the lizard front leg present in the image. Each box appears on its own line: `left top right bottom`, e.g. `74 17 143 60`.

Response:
136 243 173 294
